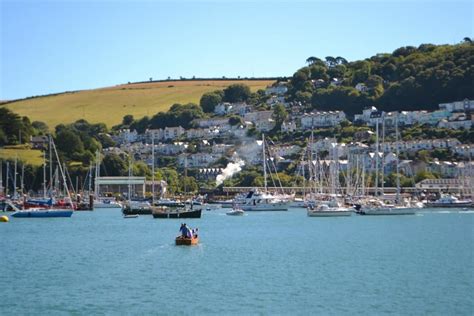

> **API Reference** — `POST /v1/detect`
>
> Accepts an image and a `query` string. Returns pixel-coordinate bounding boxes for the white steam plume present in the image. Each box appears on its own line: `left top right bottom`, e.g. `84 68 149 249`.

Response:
216 159 245 186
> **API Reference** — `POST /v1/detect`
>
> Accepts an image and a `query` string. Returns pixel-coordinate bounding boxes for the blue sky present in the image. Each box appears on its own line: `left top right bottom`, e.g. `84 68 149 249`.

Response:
1 0 473 100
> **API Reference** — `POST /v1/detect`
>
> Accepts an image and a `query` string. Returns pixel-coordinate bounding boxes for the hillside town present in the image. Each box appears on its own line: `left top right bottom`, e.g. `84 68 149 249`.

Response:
102 82 473 190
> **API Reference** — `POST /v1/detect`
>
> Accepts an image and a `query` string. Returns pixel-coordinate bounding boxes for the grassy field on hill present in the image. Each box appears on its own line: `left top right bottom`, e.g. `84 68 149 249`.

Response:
0 146 44 166
5 80 274 128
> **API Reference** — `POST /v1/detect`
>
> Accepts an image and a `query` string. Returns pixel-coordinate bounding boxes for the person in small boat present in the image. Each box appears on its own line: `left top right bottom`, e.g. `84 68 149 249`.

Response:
179 223 193 239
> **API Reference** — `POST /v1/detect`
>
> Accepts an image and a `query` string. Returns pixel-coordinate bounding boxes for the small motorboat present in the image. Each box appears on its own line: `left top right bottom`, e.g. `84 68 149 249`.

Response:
152 206 201 218
226 208 245 216
123 214 139 219
175 236 199 246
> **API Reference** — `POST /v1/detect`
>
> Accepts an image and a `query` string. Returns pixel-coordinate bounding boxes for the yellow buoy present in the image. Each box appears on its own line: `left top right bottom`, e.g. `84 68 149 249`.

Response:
0 215 9 222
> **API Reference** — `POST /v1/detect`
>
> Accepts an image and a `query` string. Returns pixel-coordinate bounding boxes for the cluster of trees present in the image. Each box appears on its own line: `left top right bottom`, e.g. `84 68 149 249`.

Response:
199 83 267 113
0 107 45 145
113 103 205 133
221 165 303 188
100 153 199 194
113 83 267 133
54 119 116 165
401 124 474 144
289 41 474 115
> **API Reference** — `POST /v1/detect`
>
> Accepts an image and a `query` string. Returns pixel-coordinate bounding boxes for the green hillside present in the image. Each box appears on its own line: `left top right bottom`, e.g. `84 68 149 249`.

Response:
288 42 474 115
4 79 274 128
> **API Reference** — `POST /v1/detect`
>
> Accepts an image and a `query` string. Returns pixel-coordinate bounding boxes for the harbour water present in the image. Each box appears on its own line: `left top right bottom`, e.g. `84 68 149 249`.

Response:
1 208 473 315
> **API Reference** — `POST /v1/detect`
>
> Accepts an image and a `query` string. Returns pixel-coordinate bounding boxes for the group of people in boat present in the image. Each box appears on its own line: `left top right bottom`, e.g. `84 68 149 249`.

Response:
179 223 198 239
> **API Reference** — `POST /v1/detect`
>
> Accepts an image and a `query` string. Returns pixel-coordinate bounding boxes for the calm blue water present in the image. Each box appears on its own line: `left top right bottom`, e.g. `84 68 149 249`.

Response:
1 209 473 315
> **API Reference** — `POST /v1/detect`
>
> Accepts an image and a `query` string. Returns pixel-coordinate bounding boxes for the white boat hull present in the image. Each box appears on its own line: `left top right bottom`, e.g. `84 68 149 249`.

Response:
240 203 289 211
226 209 245 216
359 207 416 215
94 202 122 209
307 208 352 217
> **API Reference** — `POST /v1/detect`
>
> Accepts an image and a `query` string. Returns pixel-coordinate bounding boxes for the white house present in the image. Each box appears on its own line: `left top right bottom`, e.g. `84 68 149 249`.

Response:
212 144 233 155
281 121 297 133
300 111 346 128
177 153 221 168
380 138 461 153
255 118 276 132
439 99 474 112
266 95 286 106
438 113 473 130
265 83 288 96
426 160 458 178
243 111 273 123
272 145 301 158
452 144 474 158
194 117 230 128
113 129 138 145
354 106 379 124
214 103 231 116
163 126 185 140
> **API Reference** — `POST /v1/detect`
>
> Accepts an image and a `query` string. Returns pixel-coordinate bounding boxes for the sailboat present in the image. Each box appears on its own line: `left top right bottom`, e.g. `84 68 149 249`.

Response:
235 134 289 211
12 136 74 218
122 149 152 215
93 151 122 210
355 116 417 215
307 140 352 217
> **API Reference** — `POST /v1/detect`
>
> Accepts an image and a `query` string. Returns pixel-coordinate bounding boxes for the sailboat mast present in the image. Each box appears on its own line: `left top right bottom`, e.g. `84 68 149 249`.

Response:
13 156 17 199
51 139 73 205
362 156 366 197
49 135 53 195
152 135 155 205
43 151 47 198
88 165 92 196
21 164 25 196
128 153 132 203
395 117 401 204
94 150 100 197
374 118 379 197
5 161 9 197
0 160 3 196
381 116 385 196
262 133 267 193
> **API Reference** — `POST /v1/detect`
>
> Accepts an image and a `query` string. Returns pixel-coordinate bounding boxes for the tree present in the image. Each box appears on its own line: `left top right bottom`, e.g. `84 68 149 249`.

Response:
335 56 348 65
306 56 320 65
97 134 115 148
200 92 222 113
0 107 34 145
156 168 180 194
229 115 243 126
130 116 150 134
102 153 128 176
32 121 49 135
415 170 437 183
223 84 251 103
180 176 199 193
55 129 84 158
133 161 152 178
150 103 204 129
325 56 337 68
272 104 288 128
122 115 134 126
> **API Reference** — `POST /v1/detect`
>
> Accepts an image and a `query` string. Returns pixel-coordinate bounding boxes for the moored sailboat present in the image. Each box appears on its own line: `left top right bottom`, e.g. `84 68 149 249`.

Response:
12 136 74 218
235 134 289 211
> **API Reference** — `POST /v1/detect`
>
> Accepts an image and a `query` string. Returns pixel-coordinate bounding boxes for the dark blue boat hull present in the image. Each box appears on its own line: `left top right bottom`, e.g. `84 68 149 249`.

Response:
12 210 73 218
